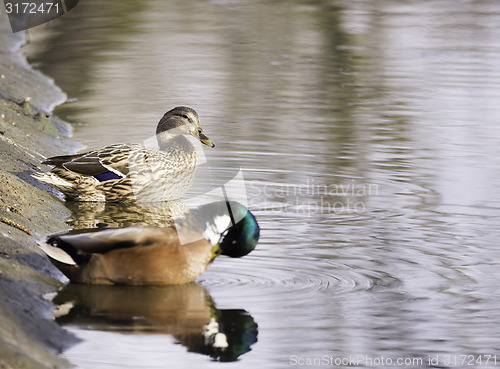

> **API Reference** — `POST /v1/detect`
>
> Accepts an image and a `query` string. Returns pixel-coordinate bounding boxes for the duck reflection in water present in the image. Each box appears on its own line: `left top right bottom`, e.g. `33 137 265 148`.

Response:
52 283 258 362
63 199 189 230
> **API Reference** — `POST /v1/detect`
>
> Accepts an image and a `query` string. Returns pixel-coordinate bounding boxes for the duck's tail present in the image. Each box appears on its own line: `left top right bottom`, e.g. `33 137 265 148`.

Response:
37 240 76 265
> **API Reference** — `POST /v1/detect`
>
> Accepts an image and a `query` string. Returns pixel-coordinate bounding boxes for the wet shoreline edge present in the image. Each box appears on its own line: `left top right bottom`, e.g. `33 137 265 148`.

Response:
0 12 82 369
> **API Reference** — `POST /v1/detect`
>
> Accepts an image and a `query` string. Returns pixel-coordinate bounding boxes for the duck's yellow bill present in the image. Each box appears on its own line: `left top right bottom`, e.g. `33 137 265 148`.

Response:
210 244 222 262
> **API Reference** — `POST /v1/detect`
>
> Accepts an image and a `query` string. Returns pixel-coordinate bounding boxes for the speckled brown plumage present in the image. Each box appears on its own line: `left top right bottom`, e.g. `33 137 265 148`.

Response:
34 106 214 202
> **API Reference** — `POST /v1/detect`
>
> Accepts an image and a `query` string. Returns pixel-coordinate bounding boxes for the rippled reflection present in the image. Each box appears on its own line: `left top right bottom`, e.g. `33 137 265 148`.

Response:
64 200 187 230
53 284 257 362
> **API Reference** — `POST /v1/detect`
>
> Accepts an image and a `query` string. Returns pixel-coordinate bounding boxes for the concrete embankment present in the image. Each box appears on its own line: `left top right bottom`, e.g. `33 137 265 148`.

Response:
0 11 81 369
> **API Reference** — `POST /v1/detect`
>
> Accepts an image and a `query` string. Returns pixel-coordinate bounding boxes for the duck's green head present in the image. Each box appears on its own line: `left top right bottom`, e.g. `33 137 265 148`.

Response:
209 201 260 258
157 106 215 148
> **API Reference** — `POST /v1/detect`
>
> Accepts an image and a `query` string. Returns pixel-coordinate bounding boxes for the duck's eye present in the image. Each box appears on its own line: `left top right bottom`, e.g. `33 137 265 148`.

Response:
181 114 190 120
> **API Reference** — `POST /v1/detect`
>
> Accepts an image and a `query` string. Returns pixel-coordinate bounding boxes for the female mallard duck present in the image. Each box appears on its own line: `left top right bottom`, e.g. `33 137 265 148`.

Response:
39 201 260 285
34 106 215 202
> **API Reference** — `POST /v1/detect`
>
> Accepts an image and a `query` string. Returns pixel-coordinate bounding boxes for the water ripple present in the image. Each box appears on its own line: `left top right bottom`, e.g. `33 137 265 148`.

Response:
199 255 401 298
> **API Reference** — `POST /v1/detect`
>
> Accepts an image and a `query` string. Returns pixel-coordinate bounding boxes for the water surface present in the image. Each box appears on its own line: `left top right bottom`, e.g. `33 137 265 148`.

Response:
26 1 500 368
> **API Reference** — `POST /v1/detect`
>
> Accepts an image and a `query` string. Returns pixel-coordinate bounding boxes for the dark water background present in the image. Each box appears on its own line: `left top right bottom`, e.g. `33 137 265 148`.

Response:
25 1 500 368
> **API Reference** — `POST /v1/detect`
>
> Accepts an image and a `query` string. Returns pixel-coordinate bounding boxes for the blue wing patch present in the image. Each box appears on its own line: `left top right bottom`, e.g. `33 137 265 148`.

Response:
94 172 121 181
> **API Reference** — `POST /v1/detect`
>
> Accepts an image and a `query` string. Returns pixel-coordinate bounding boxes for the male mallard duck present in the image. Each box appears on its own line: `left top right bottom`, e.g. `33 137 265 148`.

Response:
39 201 260 285
34 106 215 202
